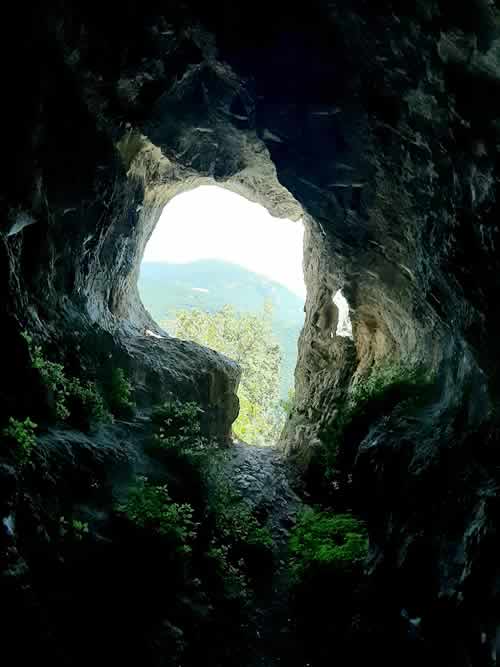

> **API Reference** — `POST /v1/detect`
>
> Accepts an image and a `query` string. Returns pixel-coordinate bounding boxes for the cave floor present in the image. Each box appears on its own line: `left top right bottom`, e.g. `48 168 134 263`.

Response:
224 442 304 666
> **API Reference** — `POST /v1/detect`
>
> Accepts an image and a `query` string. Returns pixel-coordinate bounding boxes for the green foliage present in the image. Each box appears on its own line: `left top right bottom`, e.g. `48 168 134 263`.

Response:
289 508 368 583
66 378 110 426
315 362 433 483
150 398 273 551
59 516 90 540
349 362 431 408
151 399 203 436
108 368 135 417
117 479 197 554
22 331 109 426
150 399 210 461
202 462 274 603
110 396 277 664
287 508 369 663
22 332 70 420
146 399 273 603
72 519 89 537
209 481 273 552
3 416 37 466
173 303 285 446
205 541 251 600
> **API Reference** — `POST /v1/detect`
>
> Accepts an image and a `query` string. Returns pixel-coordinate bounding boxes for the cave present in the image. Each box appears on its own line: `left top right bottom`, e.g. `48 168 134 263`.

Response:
3 1 500 666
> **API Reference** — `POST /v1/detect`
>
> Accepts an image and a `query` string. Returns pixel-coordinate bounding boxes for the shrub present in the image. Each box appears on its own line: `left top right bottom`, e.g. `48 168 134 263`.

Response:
201 487 273 604
59 516 90 541
147 399 273 604
3 416 37 466
150 399 211 461
72 519 90 539
288 509 369 664
288 507 368 584
108 368 135 417
151 399 203 437
313 362 433 484
205 541 251 601
22 332 70 420
109 399 277 662
22 331 108 427
117 479 197 554
349 362 431 409
66 378 110 427
147 399 221 523
203 467 274 592
152 401 273 560
210 484 273 552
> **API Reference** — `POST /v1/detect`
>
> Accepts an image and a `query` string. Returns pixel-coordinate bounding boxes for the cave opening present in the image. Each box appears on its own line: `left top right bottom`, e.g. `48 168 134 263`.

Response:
138 184 306 447
332 289 353 338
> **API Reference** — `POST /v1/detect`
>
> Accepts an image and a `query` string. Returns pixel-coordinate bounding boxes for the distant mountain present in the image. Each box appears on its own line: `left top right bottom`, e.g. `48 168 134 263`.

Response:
138 259 305 398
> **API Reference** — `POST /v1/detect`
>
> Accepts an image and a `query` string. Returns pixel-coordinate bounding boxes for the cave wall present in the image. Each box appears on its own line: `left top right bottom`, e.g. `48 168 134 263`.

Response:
1 5 253 438
4 0 500 663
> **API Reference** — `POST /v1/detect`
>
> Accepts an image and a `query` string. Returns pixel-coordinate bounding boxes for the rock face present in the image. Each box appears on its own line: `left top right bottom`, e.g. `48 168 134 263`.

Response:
3 1 500 664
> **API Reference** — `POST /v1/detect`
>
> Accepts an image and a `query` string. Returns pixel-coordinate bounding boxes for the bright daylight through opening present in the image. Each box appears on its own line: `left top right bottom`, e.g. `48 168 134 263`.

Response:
333 290 353 338
139 185 306 447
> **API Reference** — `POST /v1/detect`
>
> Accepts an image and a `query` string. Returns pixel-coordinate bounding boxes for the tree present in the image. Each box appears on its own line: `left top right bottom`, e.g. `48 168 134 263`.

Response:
171 303 284 445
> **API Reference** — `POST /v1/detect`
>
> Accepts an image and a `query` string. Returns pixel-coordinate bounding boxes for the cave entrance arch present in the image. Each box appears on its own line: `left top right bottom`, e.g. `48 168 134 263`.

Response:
138 184 306 447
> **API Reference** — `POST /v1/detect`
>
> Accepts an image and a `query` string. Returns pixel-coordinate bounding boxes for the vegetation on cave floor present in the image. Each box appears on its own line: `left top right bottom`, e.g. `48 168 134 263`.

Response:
115 398 279 664
1 330 436 666
273 360 437 664
288 508 368 584
133 398 372 666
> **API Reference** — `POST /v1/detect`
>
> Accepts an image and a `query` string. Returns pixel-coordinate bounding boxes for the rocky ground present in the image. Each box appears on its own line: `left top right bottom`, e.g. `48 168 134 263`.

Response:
0 415 305 667
225 441 304 667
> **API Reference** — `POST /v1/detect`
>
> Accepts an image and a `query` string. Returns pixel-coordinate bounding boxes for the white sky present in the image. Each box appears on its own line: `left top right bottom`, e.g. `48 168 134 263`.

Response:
333 290 353 338
142 185 306 298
